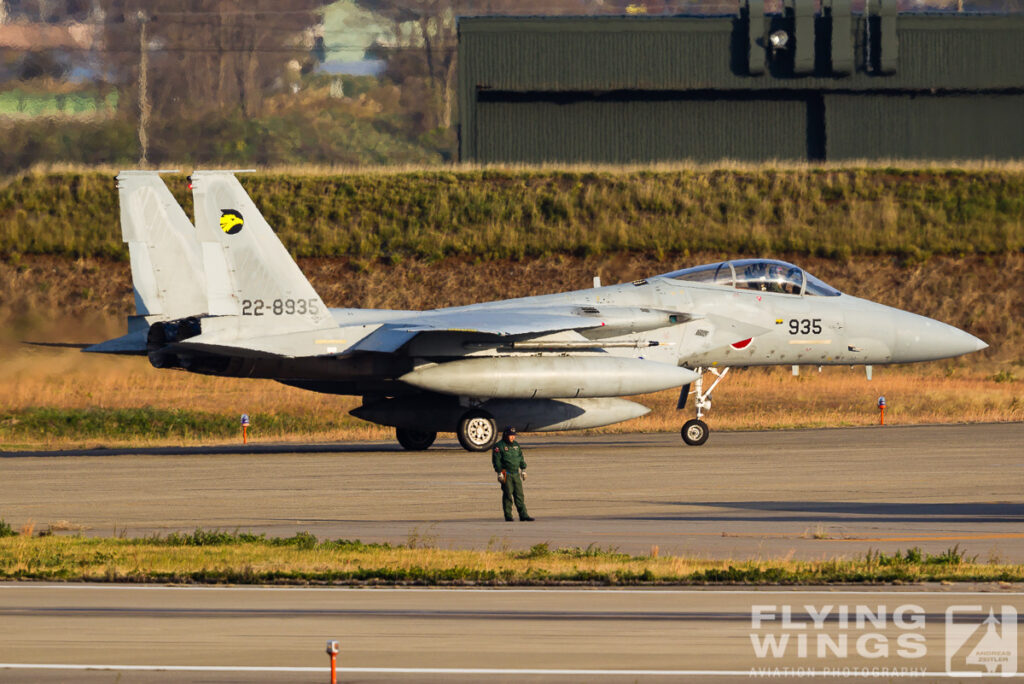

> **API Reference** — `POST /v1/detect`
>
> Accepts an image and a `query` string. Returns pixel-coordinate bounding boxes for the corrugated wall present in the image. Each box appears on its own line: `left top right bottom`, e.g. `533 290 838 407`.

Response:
461 19 736 93
825 94 1024 161
475 97 808 163
459 15 1024 163
460 16 1024 93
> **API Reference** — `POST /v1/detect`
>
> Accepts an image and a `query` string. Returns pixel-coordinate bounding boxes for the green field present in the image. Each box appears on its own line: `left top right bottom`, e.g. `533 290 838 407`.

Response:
0 527 1020 585
1 166 1022 260
0 407 366 445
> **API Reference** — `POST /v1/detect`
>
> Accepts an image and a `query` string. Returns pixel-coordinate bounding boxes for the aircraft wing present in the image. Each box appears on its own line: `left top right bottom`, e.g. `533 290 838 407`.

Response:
160 305 693 359
347 310 605 353
347 305 693 354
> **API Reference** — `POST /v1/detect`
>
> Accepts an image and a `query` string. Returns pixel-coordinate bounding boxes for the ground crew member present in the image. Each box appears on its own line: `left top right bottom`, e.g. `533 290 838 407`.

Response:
492 426 534 522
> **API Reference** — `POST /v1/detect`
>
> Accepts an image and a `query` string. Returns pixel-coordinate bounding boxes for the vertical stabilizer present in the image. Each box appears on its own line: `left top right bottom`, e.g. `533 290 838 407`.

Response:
117 170 207 320
190 171 333 333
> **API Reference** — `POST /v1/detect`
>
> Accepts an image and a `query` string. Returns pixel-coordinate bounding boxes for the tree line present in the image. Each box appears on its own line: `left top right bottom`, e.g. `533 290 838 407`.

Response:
0 0 1018 170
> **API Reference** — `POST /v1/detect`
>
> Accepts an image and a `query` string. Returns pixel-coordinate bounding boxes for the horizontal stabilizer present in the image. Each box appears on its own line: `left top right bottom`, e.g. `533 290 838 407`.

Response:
25 341 92 350
82 328 149 356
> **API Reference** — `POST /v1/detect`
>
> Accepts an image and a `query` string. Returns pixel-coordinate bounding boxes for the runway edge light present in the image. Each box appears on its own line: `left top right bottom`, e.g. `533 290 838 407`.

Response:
326 640 339 684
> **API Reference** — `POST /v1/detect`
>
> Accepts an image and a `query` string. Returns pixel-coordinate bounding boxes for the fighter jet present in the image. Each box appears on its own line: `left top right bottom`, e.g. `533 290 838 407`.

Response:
85 170 988 450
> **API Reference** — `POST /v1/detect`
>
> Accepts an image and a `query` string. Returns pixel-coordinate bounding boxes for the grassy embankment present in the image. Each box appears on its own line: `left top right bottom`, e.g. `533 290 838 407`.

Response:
1 165 1022 261
0 526 1020 585
1 166 1021 447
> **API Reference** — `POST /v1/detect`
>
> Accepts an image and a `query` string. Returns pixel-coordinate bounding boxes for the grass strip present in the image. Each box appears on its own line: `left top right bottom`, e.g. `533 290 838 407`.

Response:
0 407 365 442
1 530 1021 585
1 167 1022 260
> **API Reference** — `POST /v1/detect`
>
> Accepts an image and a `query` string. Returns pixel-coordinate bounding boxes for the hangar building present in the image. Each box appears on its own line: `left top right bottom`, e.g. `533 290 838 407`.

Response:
457 1 1024 163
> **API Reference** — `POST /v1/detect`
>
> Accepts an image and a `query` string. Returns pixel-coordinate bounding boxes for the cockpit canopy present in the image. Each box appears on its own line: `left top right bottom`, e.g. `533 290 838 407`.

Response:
660 259 841 296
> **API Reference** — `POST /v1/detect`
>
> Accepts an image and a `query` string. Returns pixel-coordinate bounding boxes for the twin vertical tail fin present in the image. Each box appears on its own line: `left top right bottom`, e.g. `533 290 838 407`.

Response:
87 170 335 358
119 170 207 320
85 171 206 354
190 171 333 335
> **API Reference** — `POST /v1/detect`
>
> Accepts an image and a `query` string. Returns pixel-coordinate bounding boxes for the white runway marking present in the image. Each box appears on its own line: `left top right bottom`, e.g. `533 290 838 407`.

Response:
2 663 1018 677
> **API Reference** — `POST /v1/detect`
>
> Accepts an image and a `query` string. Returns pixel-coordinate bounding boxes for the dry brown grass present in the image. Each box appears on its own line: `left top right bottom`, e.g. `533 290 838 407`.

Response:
3 343 1019 449
622 364 1023 433
2 252 1019 448
1 348 388 447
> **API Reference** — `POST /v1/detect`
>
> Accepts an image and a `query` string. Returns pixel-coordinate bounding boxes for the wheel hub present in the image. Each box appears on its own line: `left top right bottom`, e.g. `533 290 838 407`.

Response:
466 417 494 445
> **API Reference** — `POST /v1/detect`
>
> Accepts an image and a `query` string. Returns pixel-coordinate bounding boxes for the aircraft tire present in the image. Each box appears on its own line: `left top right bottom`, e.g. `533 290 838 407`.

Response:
396 428 437 451
457 409 498 452
681 419 710 446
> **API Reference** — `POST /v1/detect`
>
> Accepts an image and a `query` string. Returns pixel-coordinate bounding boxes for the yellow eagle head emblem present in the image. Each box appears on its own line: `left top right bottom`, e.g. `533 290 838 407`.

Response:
219 209 244 235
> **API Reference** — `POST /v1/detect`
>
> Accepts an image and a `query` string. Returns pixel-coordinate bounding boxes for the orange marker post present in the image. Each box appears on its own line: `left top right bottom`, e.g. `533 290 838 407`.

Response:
241 414 250 444
877 396 886 425
326 640 339 684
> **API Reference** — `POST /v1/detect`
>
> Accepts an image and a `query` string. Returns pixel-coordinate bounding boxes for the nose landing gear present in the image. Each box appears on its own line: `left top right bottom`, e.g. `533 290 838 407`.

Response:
679 367 729 446
681 418 709 446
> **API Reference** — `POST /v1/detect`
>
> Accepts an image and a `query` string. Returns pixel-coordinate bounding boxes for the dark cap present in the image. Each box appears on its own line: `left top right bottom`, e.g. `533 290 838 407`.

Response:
504 426 517 435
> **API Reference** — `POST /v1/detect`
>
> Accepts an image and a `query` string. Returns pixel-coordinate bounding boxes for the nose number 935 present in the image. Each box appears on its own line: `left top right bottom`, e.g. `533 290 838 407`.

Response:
789 318 822 335
241 298 320 316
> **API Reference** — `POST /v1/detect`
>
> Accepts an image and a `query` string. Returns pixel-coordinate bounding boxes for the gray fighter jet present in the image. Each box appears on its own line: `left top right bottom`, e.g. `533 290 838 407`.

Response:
85 171 988 450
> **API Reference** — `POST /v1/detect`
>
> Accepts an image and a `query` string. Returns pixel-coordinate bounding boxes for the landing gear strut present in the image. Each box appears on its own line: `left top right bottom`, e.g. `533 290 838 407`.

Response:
680 367 730 446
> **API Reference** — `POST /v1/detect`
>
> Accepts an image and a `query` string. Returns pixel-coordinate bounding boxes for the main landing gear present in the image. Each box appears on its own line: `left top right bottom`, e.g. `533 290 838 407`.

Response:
393 407 499 453
456 408 498 452
395 428 436 451
679 367 730 446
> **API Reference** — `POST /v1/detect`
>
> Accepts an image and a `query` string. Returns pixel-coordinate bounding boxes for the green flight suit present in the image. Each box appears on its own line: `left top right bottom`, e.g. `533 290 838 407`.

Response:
492 438 529 521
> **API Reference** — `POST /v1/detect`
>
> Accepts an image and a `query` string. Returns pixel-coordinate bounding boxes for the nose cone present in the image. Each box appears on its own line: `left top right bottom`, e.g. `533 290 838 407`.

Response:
893 312 988 363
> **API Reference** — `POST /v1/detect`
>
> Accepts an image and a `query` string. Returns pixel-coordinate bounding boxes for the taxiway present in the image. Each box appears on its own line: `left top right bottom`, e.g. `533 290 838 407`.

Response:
1 423 1022 561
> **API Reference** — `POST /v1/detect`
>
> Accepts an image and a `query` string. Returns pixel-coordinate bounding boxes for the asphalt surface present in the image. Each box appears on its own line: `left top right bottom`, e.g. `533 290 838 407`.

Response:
1 423 1023 561
2 584 1024 682
1 423 1023 682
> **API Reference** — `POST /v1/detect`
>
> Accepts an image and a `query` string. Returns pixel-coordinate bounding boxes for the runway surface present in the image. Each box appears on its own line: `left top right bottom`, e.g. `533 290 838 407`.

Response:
2 423 1023 681
1 423 1022 561
2 584 1024 682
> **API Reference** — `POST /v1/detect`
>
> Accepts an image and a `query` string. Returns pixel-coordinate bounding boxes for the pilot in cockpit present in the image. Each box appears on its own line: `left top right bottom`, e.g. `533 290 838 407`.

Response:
765 264 788 293
743 263 766 291
784 266 803 295
742 262 801 295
